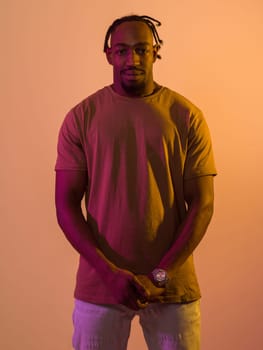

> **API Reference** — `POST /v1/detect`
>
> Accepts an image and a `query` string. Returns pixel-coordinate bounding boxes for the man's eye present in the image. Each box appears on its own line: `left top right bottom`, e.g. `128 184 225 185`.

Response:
116 49 127 56
135 48 148 55
135 47 146 55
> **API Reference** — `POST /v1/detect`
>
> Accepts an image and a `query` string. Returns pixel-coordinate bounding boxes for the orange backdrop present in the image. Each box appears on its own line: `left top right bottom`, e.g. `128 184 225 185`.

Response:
1 1 262 349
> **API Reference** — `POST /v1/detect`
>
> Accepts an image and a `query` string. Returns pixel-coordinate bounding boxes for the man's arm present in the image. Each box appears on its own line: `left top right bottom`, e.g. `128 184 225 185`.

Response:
55 170 162 308
157 175 214 274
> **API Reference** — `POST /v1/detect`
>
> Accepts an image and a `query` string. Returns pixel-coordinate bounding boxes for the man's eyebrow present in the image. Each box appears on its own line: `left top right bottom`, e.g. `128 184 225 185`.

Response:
113 42 151 48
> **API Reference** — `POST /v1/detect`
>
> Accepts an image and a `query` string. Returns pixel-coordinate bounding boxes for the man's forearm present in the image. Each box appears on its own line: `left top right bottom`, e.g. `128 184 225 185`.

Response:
157 198 214 273
56 203 121 277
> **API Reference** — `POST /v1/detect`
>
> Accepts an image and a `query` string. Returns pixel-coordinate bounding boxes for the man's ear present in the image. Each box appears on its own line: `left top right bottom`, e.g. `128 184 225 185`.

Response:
106 48 113 65
153 45 160 62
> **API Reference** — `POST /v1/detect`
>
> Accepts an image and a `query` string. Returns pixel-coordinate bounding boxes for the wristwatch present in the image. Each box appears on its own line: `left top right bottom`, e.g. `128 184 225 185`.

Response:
151 268 168 287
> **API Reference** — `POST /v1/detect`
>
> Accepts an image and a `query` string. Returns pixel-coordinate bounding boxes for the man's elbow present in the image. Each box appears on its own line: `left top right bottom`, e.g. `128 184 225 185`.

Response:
205 200 214 221
55 197 74 229
201 193 214 224
55 203 67 230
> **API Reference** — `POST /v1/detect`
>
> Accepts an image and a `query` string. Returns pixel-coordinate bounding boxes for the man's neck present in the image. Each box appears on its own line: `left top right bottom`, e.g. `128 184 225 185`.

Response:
111 82 161 98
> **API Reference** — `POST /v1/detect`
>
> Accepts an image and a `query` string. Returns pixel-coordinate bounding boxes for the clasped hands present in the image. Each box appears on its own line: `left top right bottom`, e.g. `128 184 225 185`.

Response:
134 274 165 309
106 269 165 310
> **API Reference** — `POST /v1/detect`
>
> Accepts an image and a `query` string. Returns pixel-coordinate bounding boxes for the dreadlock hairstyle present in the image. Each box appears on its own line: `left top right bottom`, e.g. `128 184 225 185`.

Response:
103 15 163 59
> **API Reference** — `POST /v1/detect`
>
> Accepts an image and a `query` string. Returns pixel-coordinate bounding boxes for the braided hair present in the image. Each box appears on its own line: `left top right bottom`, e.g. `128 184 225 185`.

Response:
103 15 163 59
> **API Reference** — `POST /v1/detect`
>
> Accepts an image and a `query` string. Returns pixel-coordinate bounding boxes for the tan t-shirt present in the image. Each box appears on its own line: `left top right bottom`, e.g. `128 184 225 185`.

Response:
55 85 217 304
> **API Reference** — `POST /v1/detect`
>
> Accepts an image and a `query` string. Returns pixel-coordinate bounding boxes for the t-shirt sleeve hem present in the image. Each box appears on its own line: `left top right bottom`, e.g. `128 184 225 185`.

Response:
54 166 87 171
184 169 217 180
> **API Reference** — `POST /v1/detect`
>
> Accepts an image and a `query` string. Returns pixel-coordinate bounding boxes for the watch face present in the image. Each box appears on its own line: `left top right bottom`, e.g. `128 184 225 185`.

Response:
155 270 166 281
153 269 167 283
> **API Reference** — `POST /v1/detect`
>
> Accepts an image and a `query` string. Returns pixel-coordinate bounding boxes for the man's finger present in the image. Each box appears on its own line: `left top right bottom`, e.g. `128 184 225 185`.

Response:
137 298 149 309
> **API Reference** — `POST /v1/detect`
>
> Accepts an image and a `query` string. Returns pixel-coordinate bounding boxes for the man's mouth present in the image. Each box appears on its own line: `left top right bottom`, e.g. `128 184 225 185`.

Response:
122 69 144 76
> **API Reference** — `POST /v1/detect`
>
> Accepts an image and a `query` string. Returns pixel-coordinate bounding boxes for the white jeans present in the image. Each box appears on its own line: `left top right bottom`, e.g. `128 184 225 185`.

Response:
72 299 201 350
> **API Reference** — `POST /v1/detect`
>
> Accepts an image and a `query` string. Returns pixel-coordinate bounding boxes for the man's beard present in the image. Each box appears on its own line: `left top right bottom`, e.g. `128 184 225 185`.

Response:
121 79 147 96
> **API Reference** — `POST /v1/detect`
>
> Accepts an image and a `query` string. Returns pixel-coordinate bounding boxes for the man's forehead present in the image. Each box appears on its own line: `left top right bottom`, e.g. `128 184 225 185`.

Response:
110 21 153 47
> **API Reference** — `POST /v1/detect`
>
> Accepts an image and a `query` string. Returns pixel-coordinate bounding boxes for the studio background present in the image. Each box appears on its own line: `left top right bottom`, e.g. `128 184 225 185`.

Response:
1 0 262 349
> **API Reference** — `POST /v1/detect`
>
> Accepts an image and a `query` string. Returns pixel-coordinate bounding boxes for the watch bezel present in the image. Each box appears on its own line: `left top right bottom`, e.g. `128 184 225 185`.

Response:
151 268 168 286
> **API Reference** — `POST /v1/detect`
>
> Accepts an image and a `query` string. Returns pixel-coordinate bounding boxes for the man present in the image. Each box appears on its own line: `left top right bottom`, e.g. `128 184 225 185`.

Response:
55 15 216 350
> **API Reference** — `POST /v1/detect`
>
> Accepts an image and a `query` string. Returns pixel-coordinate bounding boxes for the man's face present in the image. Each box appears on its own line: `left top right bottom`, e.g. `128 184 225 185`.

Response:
106 21 158 97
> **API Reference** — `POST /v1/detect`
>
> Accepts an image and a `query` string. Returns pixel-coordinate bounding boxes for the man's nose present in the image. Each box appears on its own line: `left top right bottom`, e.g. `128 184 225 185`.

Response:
126 49 140 65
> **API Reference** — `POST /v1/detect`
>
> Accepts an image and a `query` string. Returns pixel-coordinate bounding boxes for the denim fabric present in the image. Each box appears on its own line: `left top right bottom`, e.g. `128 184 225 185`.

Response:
72 299 200 350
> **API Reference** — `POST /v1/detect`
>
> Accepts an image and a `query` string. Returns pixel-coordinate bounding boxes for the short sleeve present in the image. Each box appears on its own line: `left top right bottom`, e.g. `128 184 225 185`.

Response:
55 109 87 171
184 111 217 179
